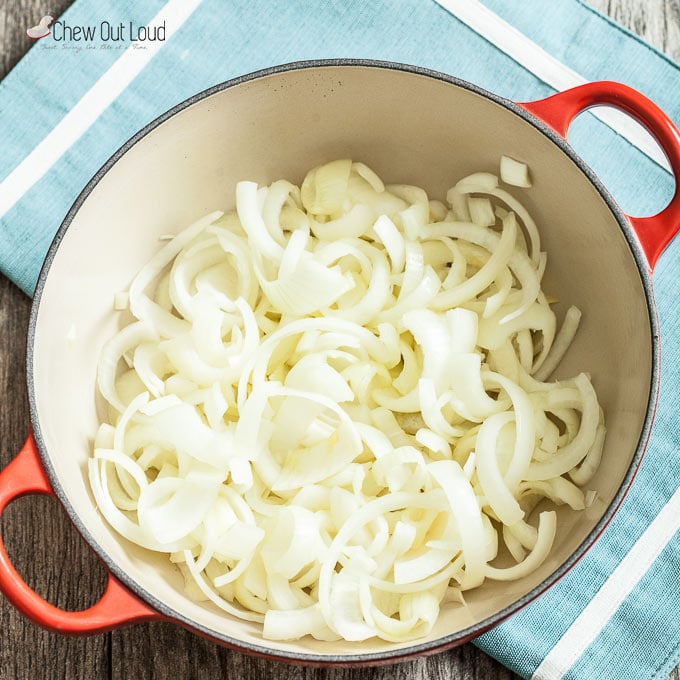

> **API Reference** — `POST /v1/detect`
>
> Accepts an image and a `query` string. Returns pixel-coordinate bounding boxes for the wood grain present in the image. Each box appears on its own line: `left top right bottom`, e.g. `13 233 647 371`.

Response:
0 275 109 680
109 622 520 680
586 0 680 62
0 1 678 679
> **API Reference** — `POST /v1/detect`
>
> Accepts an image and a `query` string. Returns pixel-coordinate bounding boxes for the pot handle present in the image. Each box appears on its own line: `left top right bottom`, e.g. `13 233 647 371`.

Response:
0 433 163 634
519 81 680 270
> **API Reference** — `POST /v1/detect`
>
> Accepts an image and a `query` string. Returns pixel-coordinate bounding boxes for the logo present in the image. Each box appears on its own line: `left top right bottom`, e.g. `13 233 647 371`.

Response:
26 15 54 40
27 14 167 51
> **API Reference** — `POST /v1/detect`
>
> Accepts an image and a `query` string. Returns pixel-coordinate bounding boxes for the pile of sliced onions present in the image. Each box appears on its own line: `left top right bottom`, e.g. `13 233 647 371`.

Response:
90 157 605 643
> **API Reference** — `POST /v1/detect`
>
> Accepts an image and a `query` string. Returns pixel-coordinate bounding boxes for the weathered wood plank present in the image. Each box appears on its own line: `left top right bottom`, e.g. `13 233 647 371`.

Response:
586 0 680 61
109 620 519 680
0 0 72 76
0 272 110 680
0 5 110 680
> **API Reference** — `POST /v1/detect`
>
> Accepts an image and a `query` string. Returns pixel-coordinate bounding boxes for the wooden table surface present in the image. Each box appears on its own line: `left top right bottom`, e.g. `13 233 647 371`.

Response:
0 1 678 679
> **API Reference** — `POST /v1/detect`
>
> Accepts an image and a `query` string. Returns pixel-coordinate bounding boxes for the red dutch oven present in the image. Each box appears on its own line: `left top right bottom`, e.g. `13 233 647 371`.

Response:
0 61 678 665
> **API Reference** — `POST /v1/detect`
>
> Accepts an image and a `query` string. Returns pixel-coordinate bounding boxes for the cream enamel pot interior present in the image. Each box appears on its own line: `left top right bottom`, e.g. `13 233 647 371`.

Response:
1 61 679 665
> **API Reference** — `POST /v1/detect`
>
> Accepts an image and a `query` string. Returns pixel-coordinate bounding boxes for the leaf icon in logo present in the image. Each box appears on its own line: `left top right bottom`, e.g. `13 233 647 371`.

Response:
26 15 54 40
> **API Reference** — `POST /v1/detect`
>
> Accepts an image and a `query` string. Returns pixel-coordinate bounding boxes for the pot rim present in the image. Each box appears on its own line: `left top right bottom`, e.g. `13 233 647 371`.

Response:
26 58 659 664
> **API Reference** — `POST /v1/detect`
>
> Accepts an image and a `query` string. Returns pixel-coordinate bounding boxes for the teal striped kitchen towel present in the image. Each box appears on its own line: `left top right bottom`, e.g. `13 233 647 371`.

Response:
0 1 678 678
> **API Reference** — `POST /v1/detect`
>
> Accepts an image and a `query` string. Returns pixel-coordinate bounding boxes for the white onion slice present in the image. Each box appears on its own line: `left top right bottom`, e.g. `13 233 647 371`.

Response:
485 511 556 581
428 461 486 589
91 159 605 645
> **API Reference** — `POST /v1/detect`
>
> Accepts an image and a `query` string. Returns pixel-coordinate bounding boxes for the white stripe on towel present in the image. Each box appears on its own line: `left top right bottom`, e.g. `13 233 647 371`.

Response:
531 486 680 680
433 0 670 171
0 0 202 221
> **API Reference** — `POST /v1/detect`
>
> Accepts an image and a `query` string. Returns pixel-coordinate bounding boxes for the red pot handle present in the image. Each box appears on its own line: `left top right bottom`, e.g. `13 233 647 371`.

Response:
0 434 163 634
519 81 680 270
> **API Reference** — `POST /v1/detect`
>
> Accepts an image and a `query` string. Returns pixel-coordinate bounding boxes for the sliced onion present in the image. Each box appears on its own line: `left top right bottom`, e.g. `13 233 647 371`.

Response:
427 461 486 589
485 511 556 581
91 159 605 645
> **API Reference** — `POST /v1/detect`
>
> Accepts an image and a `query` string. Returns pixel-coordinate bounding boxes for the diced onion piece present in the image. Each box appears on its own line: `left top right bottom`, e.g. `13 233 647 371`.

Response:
263 604 327 640
114 291 129 310
301 159 352 215
468 197 496 227
500 155 532 188
584 489 598 508
415 428 452 458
